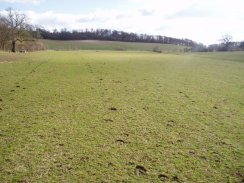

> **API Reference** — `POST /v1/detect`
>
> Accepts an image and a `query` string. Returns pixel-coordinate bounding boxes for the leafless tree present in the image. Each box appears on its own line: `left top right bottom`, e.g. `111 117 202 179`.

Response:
220 34 233 51
0 16 10 50
0 8 31 52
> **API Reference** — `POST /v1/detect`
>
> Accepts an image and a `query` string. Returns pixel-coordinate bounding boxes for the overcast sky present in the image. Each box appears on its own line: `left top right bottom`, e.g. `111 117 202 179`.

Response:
0 0 243 45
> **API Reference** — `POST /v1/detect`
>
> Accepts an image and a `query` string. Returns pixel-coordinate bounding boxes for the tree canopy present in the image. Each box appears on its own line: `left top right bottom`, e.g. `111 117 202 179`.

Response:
0 8 33 52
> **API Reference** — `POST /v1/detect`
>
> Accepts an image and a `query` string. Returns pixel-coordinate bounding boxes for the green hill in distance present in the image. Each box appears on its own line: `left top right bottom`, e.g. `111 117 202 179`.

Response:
41 39 188 52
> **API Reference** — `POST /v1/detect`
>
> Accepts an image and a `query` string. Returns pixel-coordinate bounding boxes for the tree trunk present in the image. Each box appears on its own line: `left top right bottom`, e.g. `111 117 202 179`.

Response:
12 40 16 52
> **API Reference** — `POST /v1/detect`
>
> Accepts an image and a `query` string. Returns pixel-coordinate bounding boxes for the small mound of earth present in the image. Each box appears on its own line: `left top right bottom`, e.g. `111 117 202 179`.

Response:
172 175 180 182
135 165 147 176
116 139 126 145
112 80 122 83
109 107 117 111
158 174 169 181
104 119 113 122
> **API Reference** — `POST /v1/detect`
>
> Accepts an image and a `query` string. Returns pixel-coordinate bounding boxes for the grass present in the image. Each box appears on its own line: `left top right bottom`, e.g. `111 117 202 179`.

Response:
41 39 187 52
0 50 244 182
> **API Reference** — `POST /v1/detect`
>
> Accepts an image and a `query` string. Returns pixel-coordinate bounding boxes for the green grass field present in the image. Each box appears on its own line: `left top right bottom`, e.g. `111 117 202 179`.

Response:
0 51 244 182
41 39 187 52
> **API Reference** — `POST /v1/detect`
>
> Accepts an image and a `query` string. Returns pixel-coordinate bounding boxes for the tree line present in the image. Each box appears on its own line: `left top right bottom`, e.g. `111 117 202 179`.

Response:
191 35 244 52
38 28 198 47
36 29 244 52
207 35 244 52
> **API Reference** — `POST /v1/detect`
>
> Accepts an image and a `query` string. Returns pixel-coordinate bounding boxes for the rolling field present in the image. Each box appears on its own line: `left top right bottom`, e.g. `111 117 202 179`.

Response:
41 39 187 52
0 51 244 182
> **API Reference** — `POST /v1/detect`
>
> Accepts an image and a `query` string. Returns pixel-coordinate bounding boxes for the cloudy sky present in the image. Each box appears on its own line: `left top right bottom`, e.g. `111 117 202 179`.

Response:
0 0 243 45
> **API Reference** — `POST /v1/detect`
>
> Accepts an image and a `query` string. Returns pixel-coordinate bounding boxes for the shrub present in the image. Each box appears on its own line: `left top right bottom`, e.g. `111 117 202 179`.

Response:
152 46 162 53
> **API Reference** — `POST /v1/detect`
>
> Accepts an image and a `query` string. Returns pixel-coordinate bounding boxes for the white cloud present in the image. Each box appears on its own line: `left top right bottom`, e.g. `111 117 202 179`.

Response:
138 9 155 16
0 0 42 4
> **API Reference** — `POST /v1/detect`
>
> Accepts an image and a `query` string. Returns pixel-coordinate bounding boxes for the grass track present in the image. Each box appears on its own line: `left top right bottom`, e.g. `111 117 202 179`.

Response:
0 51 244 182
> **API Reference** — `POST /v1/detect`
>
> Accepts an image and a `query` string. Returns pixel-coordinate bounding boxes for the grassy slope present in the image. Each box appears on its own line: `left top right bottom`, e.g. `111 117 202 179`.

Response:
0 51 244 182
41 39 186 52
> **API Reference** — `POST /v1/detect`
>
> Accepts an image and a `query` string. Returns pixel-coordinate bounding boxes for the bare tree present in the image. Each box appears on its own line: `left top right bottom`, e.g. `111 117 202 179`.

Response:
1 8 31 52
220 34 233 51
0 16 10 50
240 41 244 50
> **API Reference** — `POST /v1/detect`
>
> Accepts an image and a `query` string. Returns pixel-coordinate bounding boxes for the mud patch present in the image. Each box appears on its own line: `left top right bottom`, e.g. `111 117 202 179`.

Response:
158 174 169 181
108 162 114 166
166 120 176 127
199 155 207 160
104 119 113 122
109 107 117 111
172 175 180 182
135 165 147 176
80 156 89 161
189 150 196 156
112 80 122 83
116 139 126 145
235 166 244 182
127 162 135 166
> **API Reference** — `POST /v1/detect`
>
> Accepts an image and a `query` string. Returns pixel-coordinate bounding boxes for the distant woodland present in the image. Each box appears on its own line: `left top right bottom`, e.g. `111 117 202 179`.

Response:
38 28 197 47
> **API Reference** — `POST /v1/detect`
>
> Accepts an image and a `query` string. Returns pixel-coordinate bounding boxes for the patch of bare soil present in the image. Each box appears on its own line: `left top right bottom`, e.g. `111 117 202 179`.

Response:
135 165 147 176
158 174 169 181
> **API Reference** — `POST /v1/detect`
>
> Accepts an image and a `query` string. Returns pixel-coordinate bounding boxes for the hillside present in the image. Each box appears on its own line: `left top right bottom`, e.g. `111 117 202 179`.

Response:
41 39 187 52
